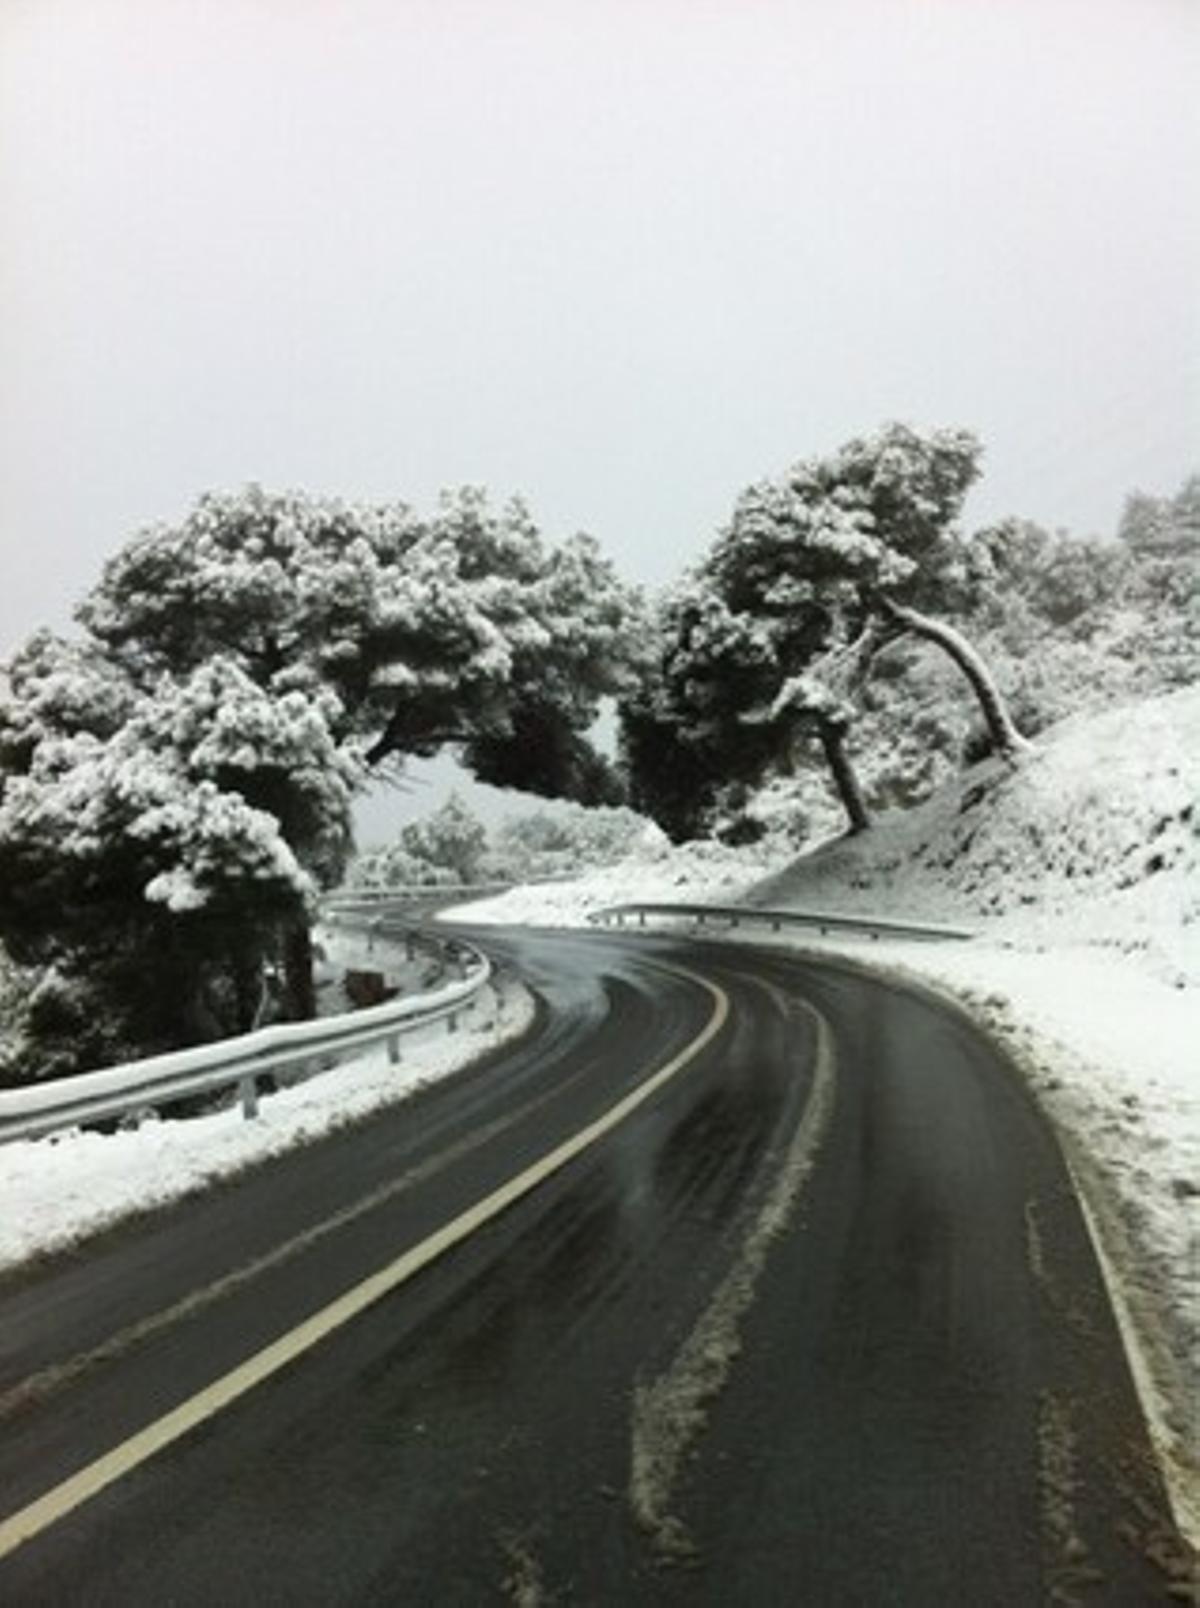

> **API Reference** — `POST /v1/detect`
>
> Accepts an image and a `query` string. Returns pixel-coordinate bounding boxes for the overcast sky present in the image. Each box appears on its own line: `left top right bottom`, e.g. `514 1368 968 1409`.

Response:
2 0 1197 832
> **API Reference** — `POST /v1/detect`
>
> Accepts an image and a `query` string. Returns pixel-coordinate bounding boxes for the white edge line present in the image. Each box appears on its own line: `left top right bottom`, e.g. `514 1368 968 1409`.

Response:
659 919 1200 1554
1064 1152 1200 1552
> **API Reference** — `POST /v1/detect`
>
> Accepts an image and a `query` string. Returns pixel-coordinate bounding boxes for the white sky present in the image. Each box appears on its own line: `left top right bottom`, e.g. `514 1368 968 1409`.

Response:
2 0 1198 833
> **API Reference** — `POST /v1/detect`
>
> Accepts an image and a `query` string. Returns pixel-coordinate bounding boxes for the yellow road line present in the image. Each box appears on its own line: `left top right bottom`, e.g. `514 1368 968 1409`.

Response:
0 966 730 1563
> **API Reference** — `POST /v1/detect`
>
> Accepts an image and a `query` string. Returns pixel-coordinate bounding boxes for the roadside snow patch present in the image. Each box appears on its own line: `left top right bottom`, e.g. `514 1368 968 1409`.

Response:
0 976 533 1274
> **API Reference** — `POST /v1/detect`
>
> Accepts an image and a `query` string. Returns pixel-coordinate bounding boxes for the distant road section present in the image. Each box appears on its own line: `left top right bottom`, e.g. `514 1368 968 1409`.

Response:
0 926 1190 1602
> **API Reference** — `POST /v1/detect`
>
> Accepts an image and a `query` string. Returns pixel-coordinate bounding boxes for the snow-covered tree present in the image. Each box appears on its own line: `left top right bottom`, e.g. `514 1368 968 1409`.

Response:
81 485 642 779
397 792 488 884
0 484 644 1074
0 630 135 771
1117 476 1200 558
621 582 790 839
625 423 1028 838
350 795 655 889
347 844 456 890
490 799 656 876
943 492 1198 733
708 422 1028 763
0 655 345 1071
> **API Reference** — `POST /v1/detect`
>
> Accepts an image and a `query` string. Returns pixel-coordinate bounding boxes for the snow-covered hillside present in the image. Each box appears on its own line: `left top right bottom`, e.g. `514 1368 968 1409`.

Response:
750 685 1198 985
451 686 1199 1533
459 685 1198 971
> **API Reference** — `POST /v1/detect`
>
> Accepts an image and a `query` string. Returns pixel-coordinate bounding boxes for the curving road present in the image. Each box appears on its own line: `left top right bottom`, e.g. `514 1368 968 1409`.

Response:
0 926 1190 1602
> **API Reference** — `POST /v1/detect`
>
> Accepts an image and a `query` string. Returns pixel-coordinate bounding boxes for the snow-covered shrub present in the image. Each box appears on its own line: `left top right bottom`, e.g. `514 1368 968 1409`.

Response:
489 800 660 878
349 796 663 889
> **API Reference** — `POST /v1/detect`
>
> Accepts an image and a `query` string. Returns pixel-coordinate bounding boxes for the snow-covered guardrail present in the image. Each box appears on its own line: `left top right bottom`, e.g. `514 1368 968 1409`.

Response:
321 873 583 911
588 902 975 943
0 935 491 1147
323 882 518 909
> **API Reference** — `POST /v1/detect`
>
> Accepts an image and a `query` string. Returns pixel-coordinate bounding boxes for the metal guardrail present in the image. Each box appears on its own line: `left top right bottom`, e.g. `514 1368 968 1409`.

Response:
322 868 623 912
0 930 492 1147
319 913 459 984
587 902 975 943
322 881 521 909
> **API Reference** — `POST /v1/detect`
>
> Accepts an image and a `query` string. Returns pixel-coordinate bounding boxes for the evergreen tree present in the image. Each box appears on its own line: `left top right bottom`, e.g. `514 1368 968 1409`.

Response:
0 485 643 1075
625 423 1028 838
399 793 488 884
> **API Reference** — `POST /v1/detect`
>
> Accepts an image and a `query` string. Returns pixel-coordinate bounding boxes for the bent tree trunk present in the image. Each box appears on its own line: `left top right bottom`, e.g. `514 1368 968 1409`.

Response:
880 598 1031 760
819 716 872 835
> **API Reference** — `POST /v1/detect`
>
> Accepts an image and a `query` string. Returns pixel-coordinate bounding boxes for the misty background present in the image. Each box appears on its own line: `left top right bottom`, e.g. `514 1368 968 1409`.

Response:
2 0 1197 842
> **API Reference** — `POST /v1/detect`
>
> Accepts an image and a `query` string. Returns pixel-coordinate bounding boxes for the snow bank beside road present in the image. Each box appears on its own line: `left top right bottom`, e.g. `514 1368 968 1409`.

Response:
0 978 533 1275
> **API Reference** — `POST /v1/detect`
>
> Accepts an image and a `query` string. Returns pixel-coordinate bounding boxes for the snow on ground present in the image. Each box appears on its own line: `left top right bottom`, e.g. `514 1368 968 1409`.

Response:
748 686 1198 988
314 918 452 1015
0 961 534 1275
449 685 1199 1528
449 836 782 927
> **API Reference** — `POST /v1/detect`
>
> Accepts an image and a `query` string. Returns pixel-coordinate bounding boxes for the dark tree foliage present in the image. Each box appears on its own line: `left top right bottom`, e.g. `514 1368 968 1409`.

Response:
463 703 626 808
619 588 786 839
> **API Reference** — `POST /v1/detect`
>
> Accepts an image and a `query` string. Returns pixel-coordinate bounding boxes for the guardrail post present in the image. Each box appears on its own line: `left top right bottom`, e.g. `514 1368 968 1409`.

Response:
447 1011 458 1034
772 918 780 932
387 1034 401 1064
239 1076 259 1121
638 911 645 927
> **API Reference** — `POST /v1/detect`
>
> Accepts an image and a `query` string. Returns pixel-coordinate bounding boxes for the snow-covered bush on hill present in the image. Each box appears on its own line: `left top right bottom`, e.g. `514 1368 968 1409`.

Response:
350 795 663 889
489 799 662 880
837 496 1199 815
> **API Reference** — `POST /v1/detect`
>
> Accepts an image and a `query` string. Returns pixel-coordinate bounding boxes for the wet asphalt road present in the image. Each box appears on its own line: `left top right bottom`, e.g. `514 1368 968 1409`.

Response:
0 926 1190 1604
